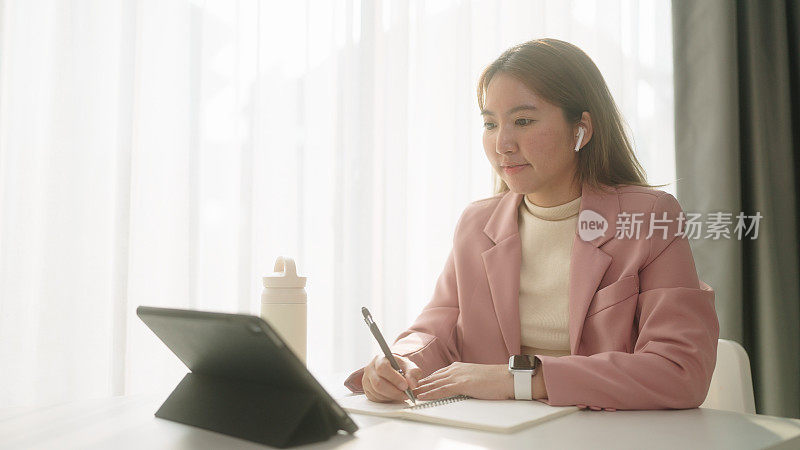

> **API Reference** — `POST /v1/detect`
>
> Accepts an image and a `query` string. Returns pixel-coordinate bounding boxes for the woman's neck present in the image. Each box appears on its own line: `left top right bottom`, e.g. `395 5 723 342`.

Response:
525 179 582 208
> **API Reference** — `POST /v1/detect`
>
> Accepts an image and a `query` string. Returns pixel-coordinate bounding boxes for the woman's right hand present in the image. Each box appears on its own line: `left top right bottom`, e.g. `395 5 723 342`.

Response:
362 354 423 403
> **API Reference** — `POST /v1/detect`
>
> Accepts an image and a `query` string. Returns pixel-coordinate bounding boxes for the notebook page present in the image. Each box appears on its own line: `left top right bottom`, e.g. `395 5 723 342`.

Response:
400 399 579 433
336 394 443 417
337 394 579 433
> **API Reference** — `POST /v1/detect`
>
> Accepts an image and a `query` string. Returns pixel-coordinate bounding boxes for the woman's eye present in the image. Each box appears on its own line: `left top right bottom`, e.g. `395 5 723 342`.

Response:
483 119 532 130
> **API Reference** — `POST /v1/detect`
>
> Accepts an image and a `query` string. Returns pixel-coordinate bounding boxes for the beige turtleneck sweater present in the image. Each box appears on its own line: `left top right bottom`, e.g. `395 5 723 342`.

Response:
518 194 582 358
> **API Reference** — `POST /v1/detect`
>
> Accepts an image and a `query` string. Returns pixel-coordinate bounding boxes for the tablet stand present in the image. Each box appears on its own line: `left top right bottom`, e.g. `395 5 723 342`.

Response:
155 372 340 448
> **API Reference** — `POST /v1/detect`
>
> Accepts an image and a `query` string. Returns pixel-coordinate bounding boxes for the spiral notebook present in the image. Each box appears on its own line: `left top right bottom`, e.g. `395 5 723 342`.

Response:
336 394 579 433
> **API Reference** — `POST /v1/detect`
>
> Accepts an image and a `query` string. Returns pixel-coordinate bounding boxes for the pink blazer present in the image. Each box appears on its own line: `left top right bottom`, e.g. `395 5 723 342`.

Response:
344 183 719 411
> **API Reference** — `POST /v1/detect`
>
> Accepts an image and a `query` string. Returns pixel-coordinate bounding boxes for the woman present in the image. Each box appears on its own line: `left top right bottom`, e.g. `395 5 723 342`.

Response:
344 38 719 411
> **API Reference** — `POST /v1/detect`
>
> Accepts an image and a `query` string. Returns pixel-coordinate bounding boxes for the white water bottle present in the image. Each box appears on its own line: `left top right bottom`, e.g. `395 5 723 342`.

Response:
261 256 307 365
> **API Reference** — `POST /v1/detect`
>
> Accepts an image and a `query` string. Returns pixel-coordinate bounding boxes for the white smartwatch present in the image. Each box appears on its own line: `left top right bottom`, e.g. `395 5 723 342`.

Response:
508 355 540 400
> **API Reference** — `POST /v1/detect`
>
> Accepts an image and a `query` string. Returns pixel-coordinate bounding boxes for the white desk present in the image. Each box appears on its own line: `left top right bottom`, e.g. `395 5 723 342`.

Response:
2 375 799 450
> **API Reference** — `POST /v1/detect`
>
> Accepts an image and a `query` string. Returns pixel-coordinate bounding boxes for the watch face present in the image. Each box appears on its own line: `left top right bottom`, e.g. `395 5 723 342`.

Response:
510 355 534 370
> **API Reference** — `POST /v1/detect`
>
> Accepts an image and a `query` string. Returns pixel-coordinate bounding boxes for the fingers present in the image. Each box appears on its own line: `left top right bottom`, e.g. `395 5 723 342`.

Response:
413 376 450 396
364 373 403 402
368 374 407 402
405 372 421 389
363 358 395 403
413 364 461 400
416 384 455 400
413 366 454 397
375 357 410 391
417 366 449 385
419 365 449 382
362 356 409 403
363 374 394 402
402 363 424 389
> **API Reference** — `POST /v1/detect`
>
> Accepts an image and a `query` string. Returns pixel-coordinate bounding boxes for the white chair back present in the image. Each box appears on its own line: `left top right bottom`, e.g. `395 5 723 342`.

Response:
700 339 756 414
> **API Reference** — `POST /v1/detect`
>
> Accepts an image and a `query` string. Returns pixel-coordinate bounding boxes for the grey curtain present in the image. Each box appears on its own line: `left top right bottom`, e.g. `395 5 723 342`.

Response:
672 0 800 418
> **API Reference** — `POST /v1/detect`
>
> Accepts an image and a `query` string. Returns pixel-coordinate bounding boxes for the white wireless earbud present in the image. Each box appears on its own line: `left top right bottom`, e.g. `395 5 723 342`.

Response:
574 127 585 152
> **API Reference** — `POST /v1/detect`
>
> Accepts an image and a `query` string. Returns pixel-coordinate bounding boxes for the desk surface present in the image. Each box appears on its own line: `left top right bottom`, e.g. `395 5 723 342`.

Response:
2 375 799 450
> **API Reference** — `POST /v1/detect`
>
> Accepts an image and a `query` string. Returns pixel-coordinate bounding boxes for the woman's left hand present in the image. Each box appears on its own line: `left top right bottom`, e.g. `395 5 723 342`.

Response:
413 362 513 401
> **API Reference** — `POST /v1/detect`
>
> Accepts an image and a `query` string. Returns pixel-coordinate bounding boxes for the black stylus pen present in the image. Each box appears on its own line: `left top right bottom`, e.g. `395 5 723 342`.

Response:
361 307 417 405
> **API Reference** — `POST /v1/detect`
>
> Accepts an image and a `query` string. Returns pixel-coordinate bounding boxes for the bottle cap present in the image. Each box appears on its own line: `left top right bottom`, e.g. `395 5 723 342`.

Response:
262 256 307 288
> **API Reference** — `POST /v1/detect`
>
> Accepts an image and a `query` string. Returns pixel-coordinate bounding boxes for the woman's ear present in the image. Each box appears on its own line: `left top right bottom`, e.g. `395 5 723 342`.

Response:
577 111 593 148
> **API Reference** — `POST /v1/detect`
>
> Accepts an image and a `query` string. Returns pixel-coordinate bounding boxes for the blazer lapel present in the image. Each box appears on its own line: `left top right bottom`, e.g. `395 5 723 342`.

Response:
568 238 612 354
482 191 524 356
481 183 620 357
568 183 619 354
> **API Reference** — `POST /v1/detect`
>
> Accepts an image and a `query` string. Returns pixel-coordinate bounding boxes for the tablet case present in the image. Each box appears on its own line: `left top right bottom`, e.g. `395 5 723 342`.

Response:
156 373 335 448
137 306 357 448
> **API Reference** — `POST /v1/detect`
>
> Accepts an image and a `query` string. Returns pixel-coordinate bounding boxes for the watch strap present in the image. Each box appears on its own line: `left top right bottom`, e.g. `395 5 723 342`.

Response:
513 370 533 400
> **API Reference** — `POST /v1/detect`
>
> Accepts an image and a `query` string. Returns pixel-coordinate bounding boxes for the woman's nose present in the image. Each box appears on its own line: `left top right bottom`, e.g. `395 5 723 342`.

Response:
496 128 516 154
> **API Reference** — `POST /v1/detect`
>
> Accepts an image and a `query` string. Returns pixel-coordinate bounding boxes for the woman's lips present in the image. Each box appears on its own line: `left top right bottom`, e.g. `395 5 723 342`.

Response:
503 164 530 175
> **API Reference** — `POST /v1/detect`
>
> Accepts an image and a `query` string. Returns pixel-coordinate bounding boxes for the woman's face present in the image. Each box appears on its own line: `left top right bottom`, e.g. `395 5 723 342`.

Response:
481 72 581 202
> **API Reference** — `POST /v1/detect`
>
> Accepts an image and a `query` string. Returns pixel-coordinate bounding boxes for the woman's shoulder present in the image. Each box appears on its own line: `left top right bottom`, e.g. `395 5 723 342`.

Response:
468 191 507 207
463 191 507 217
451 191 508 237
612 184 685 216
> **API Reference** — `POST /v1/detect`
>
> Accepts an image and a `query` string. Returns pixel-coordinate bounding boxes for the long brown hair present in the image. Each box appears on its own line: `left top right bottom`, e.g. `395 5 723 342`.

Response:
477 38 666 194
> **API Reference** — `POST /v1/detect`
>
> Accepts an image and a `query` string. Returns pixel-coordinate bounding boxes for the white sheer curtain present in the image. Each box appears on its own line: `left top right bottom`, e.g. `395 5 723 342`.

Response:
0 0 675 407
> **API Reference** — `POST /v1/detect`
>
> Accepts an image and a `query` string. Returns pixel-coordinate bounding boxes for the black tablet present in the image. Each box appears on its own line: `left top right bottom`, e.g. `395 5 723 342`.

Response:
136 306 357 447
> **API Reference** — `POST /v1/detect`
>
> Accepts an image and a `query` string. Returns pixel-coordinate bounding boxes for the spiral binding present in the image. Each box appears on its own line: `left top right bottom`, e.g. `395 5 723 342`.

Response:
408 395 470 410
